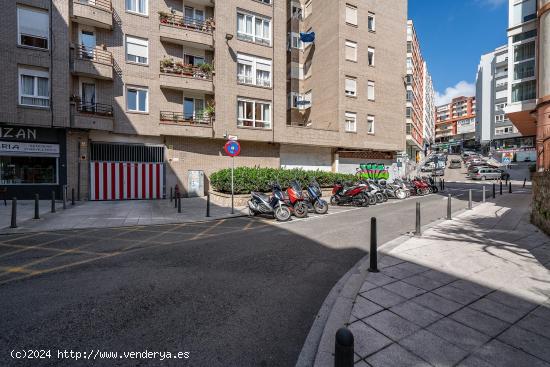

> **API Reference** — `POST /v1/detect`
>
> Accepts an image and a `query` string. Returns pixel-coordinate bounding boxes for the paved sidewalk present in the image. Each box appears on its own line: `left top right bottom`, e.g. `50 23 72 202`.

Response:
0 198 246 233
314 193 550 366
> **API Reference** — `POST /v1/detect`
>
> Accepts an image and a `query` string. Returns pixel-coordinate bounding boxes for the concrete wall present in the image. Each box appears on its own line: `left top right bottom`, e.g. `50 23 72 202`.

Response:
532 172 550 235
280 145 332 171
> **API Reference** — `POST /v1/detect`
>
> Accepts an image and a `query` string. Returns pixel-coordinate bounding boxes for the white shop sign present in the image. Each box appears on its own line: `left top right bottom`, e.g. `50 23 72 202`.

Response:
0 141 60 156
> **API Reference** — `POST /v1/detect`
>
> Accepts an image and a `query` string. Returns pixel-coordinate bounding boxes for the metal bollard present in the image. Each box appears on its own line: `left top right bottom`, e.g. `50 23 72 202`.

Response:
206 192 211 217
500 181 503 195
439 178 443 190
492 183 496 199
482 186 486 203
51 191 56 213
442 179 445 191
523 178 526 188
34 194 40 220
10 198 17 228
368 217 379 272
63 188 67 210
415 202 421 236
505 177 508 186
177 195 182 213
174 192 178 208
334 328 354 367
509 182 512 193
447 194 452 220
170 187 173 203
71 188 75 206
468 189 472 210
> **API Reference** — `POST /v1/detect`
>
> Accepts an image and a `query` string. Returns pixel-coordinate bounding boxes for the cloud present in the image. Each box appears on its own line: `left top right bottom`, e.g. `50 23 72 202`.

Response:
475 0 507 8
435 81 476 106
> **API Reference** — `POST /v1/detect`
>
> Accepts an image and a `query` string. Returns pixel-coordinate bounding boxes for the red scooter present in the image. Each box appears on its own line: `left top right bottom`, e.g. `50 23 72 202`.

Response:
286 180 308 218
330 182 369 206
411 178 431 196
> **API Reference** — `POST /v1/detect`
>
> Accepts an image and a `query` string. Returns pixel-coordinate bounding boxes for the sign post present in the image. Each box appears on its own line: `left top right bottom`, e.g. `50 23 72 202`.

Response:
224 140 241 214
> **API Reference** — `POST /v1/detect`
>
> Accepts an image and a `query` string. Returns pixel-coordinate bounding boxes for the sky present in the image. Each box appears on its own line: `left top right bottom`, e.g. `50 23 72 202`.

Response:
409 0 509 105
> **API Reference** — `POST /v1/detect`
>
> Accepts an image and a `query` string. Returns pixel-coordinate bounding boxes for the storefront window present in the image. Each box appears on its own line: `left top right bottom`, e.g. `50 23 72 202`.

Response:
0 156 57 184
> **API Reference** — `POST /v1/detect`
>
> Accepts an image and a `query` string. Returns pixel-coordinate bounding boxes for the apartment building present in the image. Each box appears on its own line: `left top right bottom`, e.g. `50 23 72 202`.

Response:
434 96 477 153
504 0 550 170
405 20 424 162
0 0 407 200
422 64 436 150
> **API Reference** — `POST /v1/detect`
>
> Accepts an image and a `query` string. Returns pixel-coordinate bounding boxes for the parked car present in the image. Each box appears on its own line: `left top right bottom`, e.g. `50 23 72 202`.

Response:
432 168 445 176
470 168 510 181
449 159 462 169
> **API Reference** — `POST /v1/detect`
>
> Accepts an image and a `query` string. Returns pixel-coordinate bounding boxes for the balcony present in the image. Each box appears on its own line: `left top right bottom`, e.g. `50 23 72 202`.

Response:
159 61 214 92
159 13 214 48
159 111 213 138
71 102 114 131
71 45 113 80
71 0 113 30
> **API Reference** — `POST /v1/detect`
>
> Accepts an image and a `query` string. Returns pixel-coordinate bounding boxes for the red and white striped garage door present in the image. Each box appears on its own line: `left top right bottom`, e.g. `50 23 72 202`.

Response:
90 162 164 201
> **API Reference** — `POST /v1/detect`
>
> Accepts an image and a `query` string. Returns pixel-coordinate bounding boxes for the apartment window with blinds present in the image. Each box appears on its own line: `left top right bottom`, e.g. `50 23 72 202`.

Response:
126 0 147 15
345 40 357 61
238 99 271 129
17 6 49 49
367 81 375 101
237 53 272 87
345 4 357 26
368 47 375 66
367 115 375 134
345 77 357 97
19 67 49 108
237 12 271 46
368 12 375 32
345 112 356 132
126 36 148 65
126 86 148 112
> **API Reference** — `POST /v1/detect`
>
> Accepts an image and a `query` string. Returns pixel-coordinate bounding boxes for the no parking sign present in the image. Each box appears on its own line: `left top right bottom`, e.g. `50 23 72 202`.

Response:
224 140 241 157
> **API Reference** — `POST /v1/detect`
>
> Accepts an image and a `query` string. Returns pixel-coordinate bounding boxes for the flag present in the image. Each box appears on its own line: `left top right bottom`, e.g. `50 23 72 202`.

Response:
300 32 315 43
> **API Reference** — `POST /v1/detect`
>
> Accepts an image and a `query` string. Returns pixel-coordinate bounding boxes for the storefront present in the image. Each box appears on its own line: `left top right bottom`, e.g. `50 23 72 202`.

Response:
0 126 66 199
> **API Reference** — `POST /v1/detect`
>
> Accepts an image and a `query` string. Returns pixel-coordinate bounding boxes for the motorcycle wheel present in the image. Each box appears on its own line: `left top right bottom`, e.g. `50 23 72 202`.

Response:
432 186 439 193
248 206 257 217
382 193 388 202
375 193 384 203
313 200 329 214
427 187 433 194
274 206 292 222
330 195 339 206
396 189 407 200
293 202 308 218
368 195 377 206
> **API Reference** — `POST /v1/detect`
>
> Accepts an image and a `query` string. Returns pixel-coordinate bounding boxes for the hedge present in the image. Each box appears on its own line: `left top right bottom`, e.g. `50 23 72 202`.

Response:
209 167 356 194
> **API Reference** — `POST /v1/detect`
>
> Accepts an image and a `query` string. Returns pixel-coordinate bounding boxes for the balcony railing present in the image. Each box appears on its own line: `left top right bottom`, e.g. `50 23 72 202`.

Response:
160 62 213 80
76 102 113 116
74 44 113 65
159 13 214 33
75 0 112 12
160 111 213 126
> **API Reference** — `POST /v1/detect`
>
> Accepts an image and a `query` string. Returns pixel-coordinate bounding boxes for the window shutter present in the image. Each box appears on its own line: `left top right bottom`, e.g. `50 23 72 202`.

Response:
19 7 49 38
127 36 148 58
346 6 357 25
345 78 356 92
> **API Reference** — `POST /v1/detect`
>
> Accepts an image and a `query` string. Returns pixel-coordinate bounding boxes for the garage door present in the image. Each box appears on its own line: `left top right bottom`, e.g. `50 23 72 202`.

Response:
89 143 164 201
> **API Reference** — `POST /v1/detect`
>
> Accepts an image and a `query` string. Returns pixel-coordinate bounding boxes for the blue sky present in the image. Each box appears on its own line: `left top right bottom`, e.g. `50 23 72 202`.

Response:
409 0 508 105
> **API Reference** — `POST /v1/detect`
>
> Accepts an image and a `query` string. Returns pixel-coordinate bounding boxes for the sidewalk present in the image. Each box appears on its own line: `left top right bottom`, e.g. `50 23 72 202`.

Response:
311 193 550 367
0 198 246 234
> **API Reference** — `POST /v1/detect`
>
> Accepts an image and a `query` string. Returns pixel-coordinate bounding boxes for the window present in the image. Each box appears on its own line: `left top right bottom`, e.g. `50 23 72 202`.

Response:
185 6 205 23
495 126 516 135
126 86 148 112
513 29 536 43
290 2 303 19
126 0 147 15
345 4 357 26
406 90 413 102
512 80 536 102
238 99 271 129
304 1 312 18
237 12 271 46
184 54 205 66
345 40 357 61
345 112 356 132
19 67 49 108
368 47 375 66
345 77 357 97
406 107 412 118
495 114 506 123
0 156 58 185
367 115 375 134
368 12 375 32
367 81 375 101
290 32 303 50
514 41 535 62
259 0 272 4
514 59 535 80
17 6 49 49
184 97 205 119
126 36 148 65
237 53 272 87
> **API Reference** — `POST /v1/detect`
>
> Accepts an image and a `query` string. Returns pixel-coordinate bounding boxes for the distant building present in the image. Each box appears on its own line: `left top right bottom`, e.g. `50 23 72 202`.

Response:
423 64 436 150
435 96 477 153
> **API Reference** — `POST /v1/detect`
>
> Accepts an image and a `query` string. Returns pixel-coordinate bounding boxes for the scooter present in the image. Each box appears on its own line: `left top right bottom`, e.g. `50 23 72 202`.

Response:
286 180 308 218
248 182 292 221
378 179 407 200
360 180 385 204
304 180 329 214
330 182 369 206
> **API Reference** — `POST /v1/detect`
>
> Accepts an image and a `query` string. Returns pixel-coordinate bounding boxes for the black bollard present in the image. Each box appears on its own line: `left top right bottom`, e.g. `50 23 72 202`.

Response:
500 181 503 195
63 187 67 210
442 179 445 191
170 187 173 203
177 195 182 213
334 328 354 367
206 192 211 217
368 217 379 272
10 198 17 229
439 178 443 190
447 194 452 220
505 177 508 186
492 183 496 199
71 188 75 206
415 202 421 236
468 189 472 210
509 182 512 193
174 192 178 208
523 178 526 188
34 194 40 220
51 191 56 213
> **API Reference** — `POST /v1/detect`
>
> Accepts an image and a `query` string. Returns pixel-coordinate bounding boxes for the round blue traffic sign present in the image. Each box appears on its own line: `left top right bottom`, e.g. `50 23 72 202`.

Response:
224 140 241 157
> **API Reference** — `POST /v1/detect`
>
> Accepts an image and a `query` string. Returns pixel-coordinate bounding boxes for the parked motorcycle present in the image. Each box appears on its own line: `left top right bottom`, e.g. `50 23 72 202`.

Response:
378 179 407 200
304 180 329 214
359 180 385 204
248 182 292 221
411 177 431 196
286 180 308 218
330 182 369 206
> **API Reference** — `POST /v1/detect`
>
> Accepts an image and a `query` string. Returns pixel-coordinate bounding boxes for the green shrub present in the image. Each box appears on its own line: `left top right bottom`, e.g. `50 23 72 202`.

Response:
209 167 355 194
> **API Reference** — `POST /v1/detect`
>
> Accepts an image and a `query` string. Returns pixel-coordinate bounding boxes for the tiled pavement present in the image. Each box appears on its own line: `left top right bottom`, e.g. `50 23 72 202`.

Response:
346 193 550 367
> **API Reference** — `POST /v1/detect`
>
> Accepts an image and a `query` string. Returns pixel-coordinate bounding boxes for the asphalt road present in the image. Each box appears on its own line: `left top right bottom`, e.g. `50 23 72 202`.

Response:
0 182 529 367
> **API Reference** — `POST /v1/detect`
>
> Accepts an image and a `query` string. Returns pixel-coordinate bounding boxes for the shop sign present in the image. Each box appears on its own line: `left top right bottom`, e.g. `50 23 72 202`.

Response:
457 119 476 134
0 127 37 140
0 141 59 155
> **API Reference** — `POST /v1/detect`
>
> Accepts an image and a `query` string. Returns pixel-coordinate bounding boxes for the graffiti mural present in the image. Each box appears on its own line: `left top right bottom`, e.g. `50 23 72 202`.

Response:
357 163 390 180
